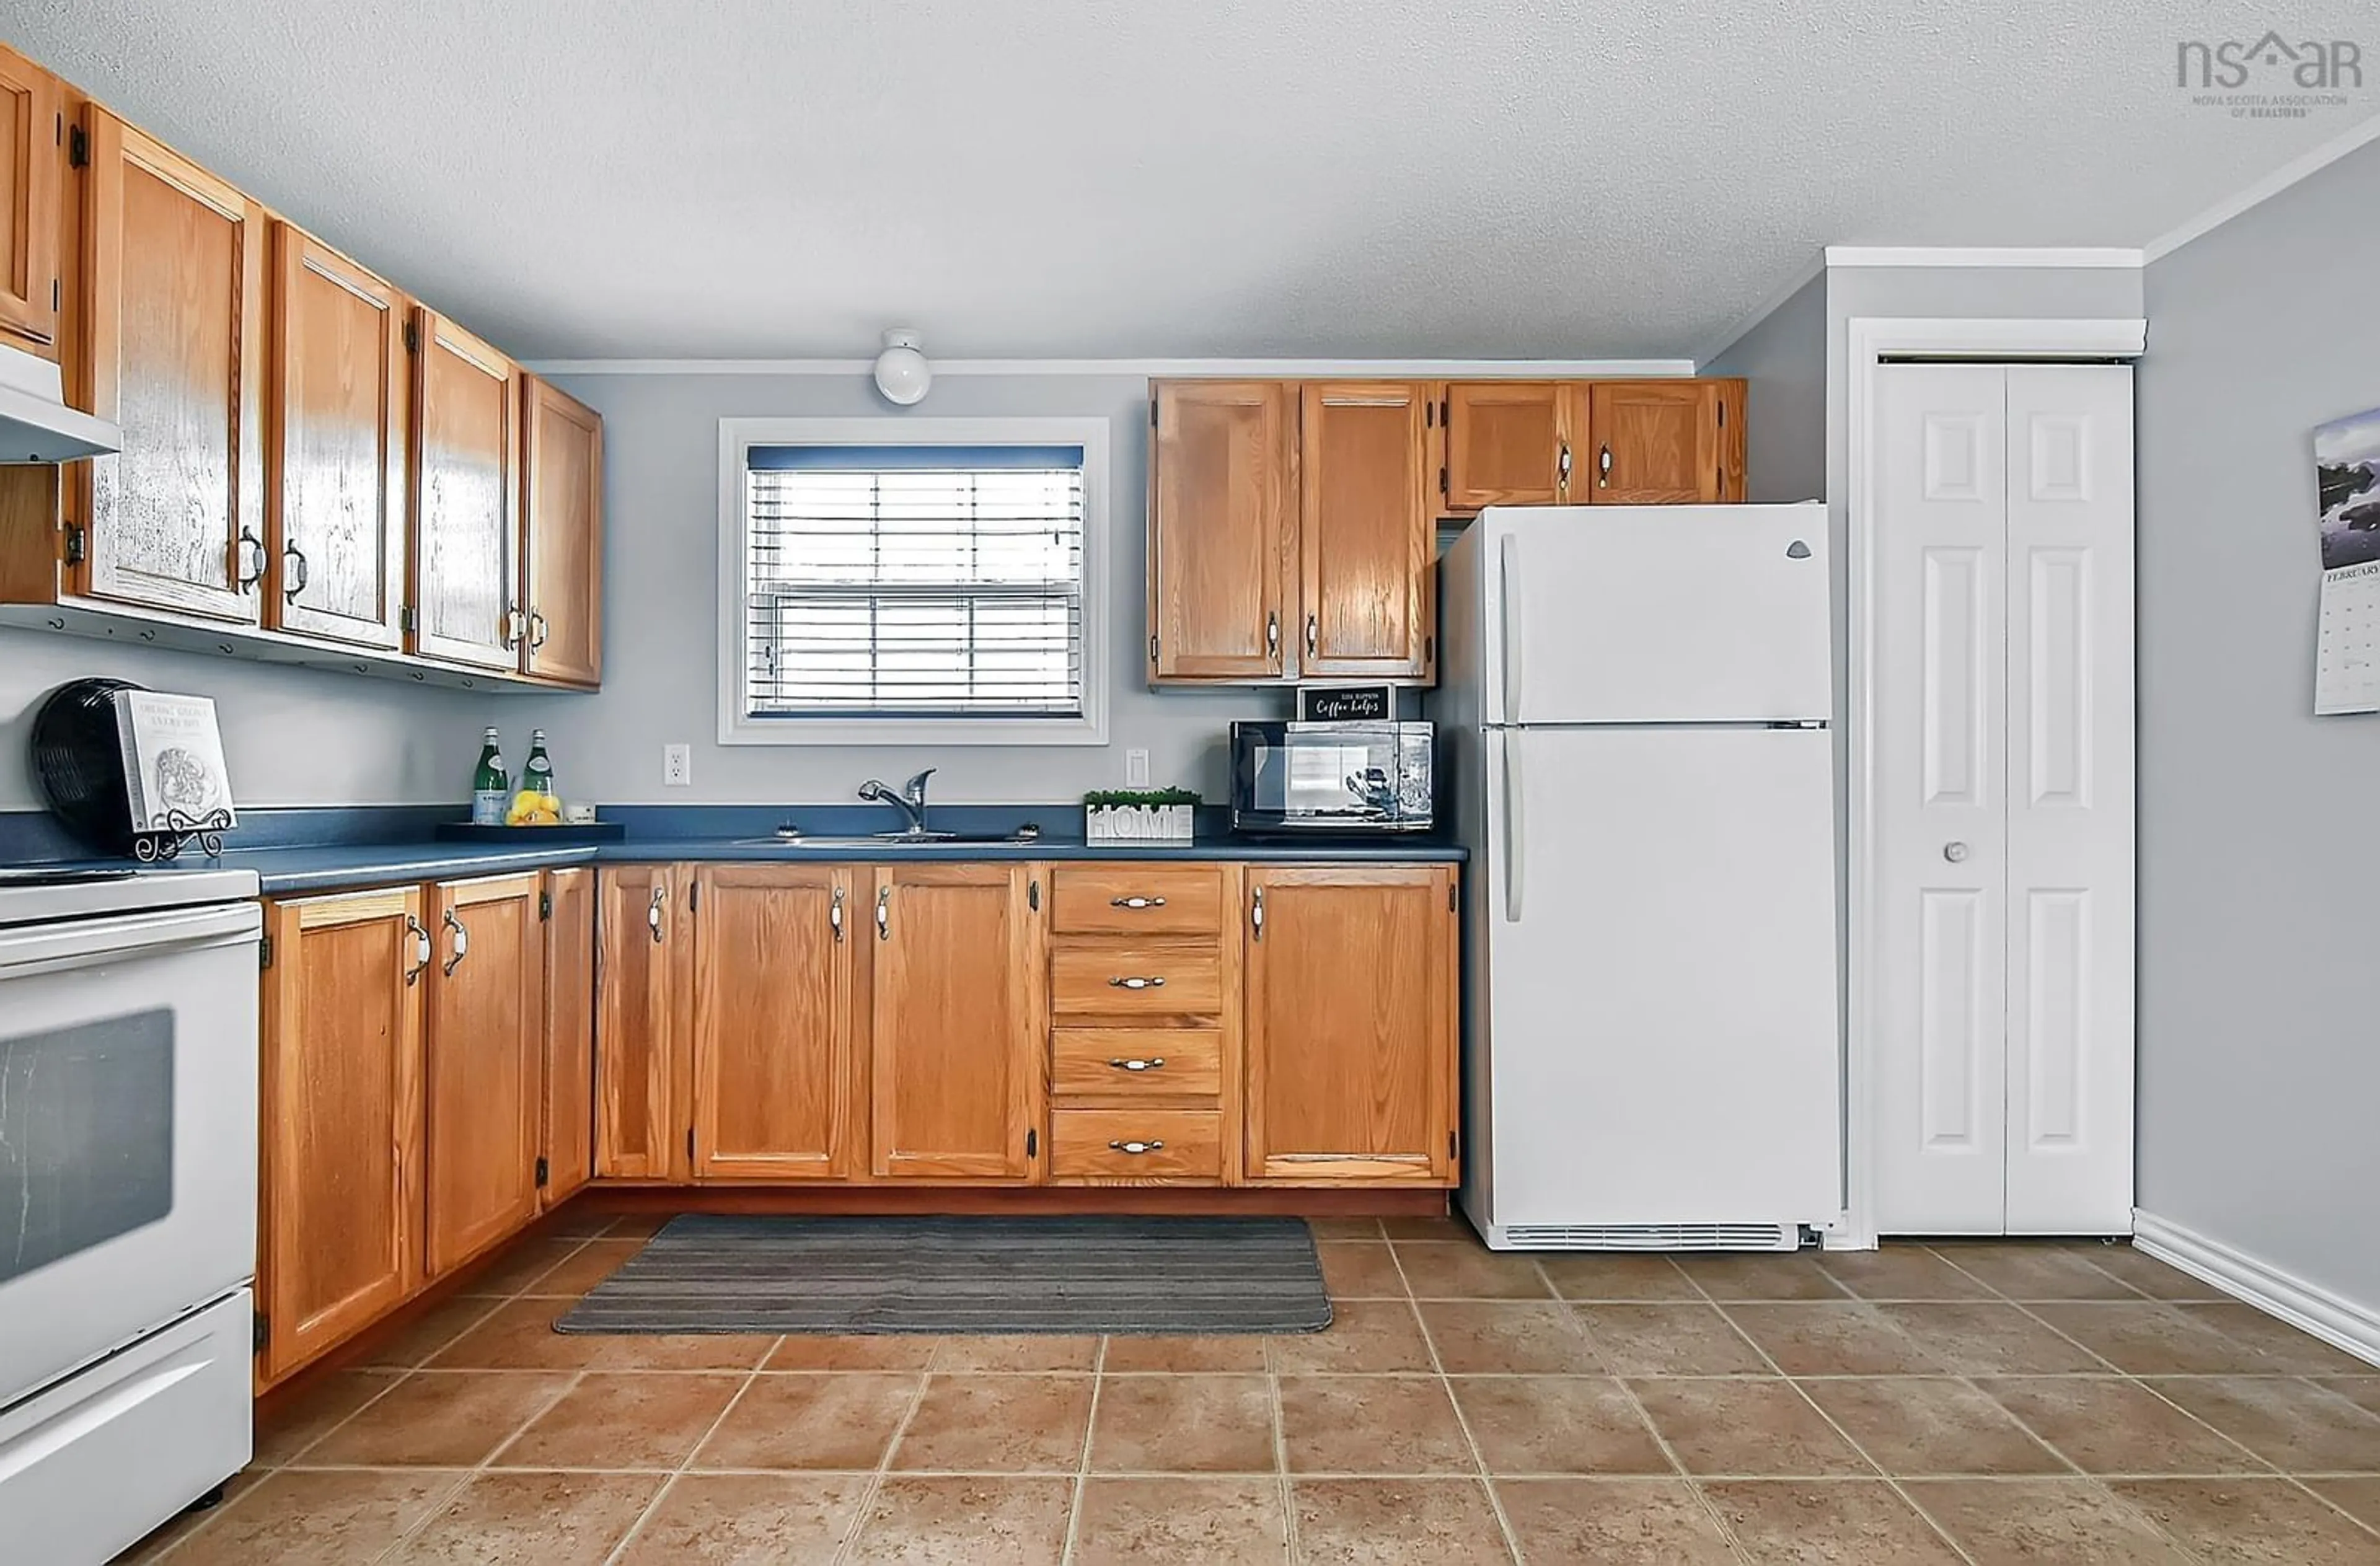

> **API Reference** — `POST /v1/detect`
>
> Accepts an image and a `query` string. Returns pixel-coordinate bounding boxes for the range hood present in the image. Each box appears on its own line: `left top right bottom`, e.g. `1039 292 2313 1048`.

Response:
0 340 119 462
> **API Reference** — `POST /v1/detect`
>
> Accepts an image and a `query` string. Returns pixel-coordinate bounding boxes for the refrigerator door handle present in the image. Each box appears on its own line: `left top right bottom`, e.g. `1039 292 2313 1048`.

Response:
1497 533 1523 723
1502 728 1525 923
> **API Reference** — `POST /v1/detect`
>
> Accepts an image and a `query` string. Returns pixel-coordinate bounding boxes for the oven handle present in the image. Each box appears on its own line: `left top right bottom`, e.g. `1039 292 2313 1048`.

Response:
0 901 263 980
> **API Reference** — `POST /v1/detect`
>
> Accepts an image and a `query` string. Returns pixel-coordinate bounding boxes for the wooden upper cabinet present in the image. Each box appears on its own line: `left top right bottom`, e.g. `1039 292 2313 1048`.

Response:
1299 382 1434 679
1148 380 1294 680
422 874 544 1278
595 864 689 1181
690 864 862 1180
540 865 596 1209
871 863 1044 1181
410 307 519 669
257 886 426 1385
1243 866 1458 1184
1581 379 1744 504
76 110 265 623
267 225 408 648
1443 382 1569 510
520 376 602 685
0 43 61 354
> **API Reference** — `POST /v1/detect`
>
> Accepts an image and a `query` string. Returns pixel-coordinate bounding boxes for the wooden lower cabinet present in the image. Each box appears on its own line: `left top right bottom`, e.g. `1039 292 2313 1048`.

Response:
422 874 544 1277
1244 865 1460 1184
257 886 426 1384
690 863 863 1179
870 864 1045 1181
540 866 596 1208
594 863 689 1181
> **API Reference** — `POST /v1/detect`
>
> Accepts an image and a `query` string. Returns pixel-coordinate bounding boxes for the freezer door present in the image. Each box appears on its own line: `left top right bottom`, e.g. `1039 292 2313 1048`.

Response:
1478 725 1840 1229
1481 504 1830 724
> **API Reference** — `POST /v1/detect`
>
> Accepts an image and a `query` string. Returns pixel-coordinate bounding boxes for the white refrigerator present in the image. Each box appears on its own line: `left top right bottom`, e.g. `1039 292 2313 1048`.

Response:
1439 504 1841 1250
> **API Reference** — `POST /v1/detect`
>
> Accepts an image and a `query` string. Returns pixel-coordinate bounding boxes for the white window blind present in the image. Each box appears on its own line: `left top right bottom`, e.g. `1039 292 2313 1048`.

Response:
741 445 1086 719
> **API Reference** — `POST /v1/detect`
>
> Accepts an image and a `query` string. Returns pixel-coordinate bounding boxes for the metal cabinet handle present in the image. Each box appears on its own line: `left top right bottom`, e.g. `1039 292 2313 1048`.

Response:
1108 1139 1166 1155
1597 444 1613 487
647 886 666 943
1305 614 1318 656
1108 1057 1166 1073
1108 975 1165 990
529 610 549 649
1250 886 1264 939
403 914 431 984
876 885 891 940
1266 610 1279 657
236 528 266 590
1557 441 1572 495
281 542 308 600
829 886 845 941
441 908 469 975
1109 895 1167 910
501 605 527 650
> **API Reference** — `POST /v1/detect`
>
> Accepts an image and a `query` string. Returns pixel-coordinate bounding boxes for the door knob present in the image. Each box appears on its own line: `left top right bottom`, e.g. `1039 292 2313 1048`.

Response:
1942 842 1970 863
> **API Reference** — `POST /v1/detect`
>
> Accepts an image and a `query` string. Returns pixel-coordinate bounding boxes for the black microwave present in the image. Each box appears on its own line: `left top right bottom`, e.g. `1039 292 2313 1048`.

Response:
1230 721 1435 835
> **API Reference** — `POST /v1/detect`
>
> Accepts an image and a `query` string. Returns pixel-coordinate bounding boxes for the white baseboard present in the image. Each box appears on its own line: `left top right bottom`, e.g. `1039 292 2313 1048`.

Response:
2132 1209 2380 1370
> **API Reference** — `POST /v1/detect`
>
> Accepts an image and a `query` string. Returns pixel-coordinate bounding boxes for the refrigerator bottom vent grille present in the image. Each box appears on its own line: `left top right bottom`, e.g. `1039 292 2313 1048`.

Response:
1501 1222 1799 1252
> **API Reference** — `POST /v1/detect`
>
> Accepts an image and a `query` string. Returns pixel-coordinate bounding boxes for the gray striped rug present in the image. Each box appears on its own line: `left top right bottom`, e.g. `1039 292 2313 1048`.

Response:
553 1215 1333 1335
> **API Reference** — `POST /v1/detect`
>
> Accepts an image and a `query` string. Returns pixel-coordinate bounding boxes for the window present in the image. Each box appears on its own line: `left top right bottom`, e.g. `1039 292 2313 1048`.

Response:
718 418 1109 744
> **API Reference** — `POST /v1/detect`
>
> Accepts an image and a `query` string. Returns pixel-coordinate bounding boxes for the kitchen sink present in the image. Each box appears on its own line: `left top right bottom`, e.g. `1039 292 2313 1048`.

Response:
726 825 1042 849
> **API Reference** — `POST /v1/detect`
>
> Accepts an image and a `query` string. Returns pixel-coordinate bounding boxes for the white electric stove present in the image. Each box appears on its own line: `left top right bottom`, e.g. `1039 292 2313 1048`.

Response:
0 863 262 1564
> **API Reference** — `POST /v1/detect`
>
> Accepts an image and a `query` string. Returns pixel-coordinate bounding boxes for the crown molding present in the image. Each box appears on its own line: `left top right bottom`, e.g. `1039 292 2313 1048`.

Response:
1693 250 1827 368
2143 110 2380 263
1822 246 2144 269
521 355 1701 379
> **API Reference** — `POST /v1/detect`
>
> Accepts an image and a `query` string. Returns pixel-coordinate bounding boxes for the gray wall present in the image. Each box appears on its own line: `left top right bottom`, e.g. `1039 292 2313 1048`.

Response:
0 626 488 809
510 371 1274 805
1703 271 1826 503
2135 138 2380 1311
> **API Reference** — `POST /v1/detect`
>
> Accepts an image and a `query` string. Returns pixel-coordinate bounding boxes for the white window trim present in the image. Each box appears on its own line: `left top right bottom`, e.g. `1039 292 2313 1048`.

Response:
716 415 1111 746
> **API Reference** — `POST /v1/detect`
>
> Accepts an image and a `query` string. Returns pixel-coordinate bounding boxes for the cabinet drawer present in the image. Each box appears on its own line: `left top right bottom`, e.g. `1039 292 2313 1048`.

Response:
1051 866 1225 936
1051 946 1222 1016
1051 1028 1223 1098
1049 1109 1223 1182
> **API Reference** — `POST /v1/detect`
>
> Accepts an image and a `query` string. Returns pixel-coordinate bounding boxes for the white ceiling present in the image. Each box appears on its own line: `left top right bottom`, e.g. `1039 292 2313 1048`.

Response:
9 1 2371 361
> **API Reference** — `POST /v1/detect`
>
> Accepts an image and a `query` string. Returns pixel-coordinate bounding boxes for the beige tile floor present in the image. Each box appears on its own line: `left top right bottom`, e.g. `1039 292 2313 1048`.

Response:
116 1211 2380 1564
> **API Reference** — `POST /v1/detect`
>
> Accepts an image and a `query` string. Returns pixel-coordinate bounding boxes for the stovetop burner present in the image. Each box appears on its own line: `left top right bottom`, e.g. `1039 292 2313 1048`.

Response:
0 866 141 887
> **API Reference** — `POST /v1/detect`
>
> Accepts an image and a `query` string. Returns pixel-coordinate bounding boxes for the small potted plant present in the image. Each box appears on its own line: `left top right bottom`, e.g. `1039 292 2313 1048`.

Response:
1083 787 1200 845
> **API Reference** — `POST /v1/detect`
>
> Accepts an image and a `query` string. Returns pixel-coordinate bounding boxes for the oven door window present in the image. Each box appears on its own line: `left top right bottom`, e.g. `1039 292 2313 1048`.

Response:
0 1008 174 1282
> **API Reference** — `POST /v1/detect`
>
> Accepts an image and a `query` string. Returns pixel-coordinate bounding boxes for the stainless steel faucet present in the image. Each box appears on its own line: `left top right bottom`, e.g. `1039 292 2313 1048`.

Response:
857 768 936 835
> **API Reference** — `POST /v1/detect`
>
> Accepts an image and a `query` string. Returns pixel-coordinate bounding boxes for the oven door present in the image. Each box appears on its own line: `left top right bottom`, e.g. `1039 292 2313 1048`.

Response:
0 900 260 1407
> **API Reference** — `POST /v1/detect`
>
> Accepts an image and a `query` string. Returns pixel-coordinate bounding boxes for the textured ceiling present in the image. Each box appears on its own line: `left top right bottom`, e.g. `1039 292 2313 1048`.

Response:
7 1 2371 359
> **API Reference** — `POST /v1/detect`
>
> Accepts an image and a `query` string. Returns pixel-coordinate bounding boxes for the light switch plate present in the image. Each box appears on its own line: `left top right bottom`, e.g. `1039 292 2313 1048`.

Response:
1125 747 1150 787
663 743 692 786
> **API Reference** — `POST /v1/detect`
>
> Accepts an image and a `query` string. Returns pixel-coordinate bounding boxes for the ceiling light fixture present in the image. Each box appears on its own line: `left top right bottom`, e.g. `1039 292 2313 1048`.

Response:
872 328 932 406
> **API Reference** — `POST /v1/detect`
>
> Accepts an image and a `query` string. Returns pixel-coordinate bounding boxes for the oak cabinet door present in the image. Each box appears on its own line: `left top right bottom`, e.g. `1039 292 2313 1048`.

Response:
520 375 602 685
410 307 519 669
267 225 408 648
423 874 544 1277
0 44 61 353
1299 382 1434 680
690 864 861 1179
77 111 265 623
1582 380 1735 504
1443 382 1568 509
1243 866 1458 1184
870 863 1044 1180
258 887 425 1385
595 864 690 1181
540 866 595 1208
1148 380 1294 680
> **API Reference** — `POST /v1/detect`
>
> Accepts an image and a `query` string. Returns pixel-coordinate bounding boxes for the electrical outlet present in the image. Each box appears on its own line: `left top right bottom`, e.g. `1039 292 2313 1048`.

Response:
1125 747 1151 787
663 744 692 787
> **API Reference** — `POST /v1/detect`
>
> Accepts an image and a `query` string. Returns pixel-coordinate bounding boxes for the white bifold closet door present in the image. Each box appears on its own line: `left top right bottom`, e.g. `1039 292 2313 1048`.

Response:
1873 363 2135 1236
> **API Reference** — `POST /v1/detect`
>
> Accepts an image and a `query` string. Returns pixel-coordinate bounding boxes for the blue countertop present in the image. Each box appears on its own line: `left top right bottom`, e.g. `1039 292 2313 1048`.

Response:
1 804 1464 895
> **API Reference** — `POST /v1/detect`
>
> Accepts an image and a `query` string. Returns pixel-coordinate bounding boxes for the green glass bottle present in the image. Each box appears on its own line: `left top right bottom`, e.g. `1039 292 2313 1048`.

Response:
470 727 509 825
523 728 555 801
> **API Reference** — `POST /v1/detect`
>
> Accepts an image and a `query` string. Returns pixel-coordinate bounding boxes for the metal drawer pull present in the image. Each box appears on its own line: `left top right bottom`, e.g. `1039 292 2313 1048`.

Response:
1108 975 1165 990
1108 1139 1166 1155
1109 895 1167 910
441 908 469 975
281 542 309 600
647 886 666 942
829 886 845 941
876 885 891 940
1108 1057 1166 1072
403 913 431 985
